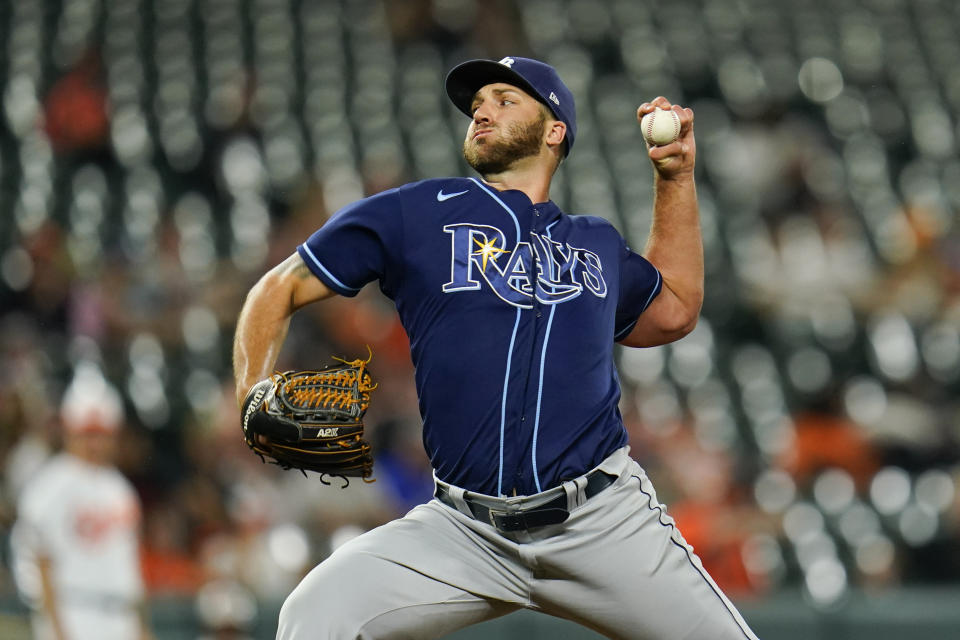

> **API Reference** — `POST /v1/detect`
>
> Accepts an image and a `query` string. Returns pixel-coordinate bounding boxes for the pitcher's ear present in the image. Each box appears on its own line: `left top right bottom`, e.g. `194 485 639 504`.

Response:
546 119 567 149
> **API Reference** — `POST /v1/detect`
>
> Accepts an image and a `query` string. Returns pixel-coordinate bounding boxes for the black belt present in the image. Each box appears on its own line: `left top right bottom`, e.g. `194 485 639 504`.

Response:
435 469 616 532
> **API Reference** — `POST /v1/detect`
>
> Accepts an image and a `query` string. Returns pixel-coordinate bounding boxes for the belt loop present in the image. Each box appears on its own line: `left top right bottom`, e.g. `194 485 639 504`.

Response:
434 472 475 519
562 480 577 511
575 474 590 505
563 475 589 511
446 485 473 518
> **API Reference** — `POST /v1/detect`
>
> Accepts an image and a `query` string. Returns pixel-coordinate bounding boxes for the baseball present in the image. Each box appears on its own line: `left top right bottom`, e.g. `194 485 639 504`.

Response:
640 107 681 146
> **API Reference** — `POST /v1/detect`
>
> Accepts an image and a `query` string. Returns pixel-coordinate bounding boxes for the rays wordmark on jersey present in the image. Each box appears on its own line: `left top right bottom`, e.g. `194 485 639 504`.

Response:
442 223 607 308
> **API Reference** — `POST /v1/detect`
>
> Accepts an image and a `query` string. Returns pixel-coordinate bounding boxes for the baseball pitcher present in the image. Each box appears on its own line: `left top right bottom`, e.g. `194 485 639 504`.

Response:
234 56 759 640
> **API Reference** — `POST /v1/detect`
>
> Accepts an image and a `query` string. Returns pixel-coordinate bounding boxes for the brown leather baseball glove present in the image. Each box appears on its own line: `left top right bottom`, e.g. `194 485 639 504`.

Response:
241 351 376 486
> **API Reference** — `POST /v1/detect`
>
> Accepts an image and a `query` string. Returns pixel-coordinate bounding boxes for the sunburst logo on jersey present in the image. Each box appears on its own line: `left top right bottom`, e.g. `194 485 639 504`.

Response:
472 236 509 272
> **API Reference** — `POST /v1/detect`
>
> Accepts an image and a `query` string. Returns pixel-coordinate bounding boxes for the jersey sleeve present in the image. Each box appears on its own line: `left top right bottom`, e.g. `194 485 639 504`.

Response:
297 188 402 297
614 245 663 341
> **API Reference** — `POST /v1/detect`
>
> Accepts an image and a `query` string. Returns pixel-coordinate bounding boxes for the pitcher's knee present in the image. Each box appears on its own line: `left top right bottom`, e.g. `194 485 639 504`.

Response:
277 580 350 639
277 571 369 640
276 585 306 639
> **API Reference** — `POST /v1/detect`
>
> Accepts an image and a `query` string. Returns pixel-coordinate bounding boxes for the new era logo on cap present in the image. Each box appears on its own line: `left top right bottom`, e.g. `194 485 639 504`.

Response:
445 56 578 156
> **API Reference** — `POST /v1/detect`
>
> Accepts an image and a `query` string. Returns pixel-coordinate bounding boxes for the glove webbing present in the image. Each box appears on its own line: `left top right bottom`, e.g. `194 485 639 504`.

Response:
278 357 376 417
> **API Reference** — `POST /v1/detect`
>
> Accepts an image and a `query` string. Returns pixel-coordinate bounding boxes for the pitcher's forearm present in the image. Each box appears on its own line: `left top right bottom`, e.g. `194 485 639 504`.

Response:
638 99 702 321
233 254 336 406
233 272 294 406
645 172 703 316
619 100 702 348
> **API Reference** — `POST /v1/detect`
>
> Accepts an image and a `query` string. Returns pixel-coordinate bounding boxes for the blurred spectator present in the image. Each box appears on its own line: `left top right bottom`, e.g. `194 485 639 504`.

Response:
140 502 207 596
8 363 154 640
195 578 258 640
43 50 109 155
780 408 881 492
372 418 436 514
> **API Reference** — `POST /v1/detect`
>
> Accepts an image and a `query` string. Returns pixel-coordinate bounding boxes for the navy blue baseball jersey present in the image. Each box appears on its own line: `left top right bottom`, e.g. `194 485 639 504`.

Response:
298 177 661 497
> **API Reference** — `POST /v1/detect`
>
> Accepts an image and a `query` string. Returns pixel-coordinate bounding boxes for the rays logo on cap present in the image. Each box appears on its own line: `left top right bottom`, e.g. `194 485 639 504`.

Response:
498 57 515 68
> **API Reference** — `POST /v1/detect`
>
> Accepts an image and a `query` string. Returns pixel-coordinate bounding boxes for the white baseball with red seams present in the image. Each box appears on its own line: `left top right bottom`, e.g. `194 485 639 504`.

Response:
641 107 681 146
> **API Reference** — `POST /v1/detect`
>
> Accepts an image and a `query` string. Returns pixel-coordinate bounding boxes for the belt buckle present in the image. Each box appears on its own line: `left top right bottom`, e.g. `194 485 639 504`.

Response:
489 509 530 532
487 508 509 529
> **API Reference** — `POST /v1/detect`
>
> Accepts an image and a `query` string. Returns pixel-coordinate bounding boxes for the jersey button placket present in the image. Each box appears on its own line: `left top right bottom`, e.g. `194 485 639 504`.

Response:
532 207 542 318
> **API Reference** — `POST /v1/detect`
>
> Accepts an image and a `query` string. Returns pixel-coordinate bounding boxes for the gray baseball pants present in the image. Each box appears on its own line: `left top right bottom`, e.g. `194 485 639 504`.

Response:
277 447 759 640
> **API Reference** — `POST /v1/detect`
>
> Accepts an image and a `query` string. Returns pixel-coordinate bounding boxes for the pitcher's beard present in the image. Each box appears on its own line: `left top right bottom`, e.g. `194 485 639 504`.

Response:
463 112 546 175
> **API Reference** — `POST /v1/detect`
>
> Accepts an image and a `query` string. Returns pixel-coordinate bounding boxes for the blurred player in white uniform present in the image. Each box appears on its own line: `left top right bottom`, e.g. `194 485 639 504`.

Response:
10 363 153 640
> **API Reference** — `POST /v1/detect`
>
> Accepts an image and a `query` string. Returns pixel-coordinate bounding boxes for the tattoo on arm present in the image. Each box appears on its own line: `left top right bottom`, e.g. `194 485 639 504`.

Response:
279 254 312 280
293 262 312 279
280 253 333 305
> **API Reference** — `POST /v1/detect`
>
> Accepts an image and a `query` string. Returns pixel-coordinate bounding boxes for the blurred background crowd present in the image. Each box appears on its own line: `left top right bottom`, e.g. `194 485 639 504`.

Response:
1 0 959 637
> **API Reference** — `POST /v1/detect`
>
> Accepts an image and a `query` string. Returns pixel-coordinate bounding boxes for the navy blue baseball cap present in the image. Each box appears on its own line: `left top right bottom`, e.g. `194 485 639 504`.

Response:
445 56 577 156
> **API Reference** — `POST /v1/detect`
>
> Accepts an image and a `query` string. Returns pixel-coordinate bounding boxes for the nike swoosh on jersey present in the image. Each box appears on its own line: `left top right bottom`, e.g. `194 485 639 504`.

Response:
437 189 469 202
